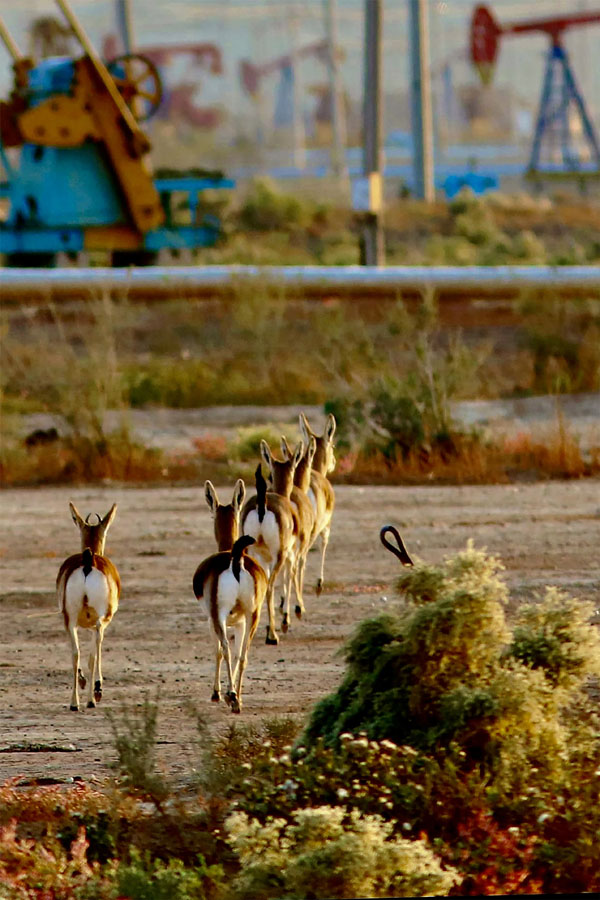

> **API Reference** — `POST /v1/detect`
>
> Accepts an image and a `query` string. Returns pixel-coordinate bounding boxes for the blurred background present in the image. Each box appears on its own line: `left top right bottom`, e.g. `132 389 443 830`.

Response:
2 0 599 194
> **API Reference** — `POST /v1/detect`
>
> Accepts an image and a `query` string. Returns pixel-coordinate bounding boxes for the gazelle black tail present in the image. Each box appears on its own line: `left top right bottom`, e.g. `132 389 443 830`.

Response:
82 547 94 576
255 463 267 523
232 535 256 582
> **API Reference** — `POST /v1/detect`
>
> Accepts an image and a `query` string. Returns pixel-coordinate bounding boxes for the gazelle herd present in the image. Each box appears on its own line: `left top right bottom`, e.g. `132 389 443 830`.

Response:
56 412 338 714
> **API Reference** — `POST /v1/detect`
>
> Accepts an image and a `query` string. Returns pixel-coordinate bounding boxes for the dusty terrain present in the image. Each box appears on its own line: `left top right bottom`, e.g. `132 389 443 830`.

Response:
1 478 599 787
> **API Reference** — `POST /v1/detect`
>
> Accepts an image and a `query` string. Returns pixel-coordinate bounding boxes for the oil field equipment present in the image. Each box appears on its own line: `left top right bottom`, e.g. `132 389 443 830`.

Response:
470 4 600 181
0 0 233 266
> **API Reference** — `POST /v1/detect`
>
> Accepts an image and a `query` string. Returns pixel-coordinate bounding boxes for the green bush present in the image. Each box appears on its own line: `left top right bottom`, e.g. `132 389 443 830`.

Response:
115 851 222 900
238 177 313 232
225 805 459 899
509 587 600 689
106 694 169 807
303 542 600 793
228 425 286 462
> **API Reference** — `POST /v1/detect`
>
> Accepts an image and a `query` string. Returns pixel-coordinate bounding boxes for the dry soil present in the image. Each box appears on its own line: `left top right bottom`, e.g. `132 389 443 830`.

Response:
1 478 599 786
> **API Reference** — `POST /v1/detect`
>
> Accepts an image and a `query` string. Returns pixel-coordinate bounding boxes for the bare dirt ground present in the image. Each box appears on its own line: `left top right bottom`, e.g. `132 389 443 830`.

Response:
1 478 599 787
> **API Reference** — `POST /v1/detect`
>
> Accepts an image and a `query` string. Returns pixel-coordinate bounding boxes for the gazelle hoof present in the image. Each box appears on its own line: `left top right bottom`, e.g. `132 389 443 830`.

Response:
282 613 289 633
295 604 303 619
265 626 279 646
70 704 79 712
94 681 102 703
316 578 324 596
211 690 220 702
226 692 241 714
86 700 96 709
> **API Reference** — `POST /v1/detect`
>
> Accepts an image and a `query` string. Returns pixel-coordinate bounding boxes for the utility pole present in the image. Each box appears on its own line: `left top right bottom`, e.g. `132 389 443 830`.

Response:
409 0 435 201
361 0 384 265
116 0 134 54
289 11 307 170
324 0 348 180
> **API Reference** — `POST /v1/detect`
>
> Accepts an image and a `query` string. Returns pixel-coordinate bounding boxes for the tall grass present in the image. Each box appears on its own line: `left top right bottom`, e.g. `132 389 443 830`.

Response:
1 278 598 485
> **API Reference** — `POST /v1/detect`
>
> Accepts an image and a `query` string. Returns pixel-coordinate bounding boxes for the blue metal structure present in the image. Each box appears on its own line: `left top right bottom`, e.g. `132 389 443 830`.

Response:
471 5 600 181
530 42 600 176
0 8 234 266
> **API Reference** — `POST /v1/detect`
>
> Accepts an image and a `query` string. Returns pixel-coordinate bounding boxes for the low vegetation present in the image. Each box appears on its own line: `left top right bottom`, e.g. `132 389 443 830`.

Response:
2 545 599 897
1 185 599 486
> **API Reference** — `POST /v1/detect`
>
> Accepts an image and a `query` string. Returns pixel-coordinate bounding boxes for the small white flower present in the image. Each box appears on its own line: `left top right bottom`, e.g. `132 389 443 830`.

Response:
337 788 349 800
402 822 412 831
537 812 551 824
281 779 298 796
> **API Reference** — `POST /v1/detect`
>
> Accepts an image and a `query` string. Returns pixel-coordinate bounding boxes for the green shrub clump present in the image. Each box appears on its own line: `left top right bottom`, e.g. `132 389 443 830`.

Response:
225 805 459 899
305 543 600 787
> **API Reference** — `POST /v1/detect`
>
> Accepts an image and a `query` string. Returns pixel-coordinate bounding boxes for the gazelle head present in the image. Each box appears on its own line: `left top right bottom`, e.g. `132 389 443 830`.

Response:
69 502 117 555
205 479 246 551
260 439 301 498
281 434 316 492
299 412 336 476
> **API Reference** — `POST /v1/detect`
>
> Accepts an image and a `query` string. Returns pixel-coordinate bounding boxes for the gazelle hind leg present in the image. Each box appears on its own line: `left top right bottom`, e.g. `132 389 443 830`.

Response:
87 626 105 708
294 549 308 619
68 626 81 711
316 525 331 596
229 619 248 713
215 618 237 707
211 627 224 702
86 645 97 708
281 555 295 633
265 558 282 645
94 625 105 703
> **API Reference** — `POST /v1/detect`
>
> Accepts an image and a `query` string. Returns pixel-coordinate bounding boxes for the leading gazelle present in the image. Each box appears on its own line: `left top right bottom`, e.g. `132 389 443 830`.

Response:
56 502 120 711
299 411 336 595
194 479 268 713
241 462 298 645
261 438 314 631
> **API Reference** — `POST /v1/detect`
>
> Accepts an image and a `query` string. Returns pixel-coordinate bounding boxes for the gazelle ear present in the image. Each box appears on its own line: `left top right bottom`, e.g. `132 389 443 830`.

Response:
69 502 84 528
205 481 219 515
260 439 272 471
325 414 337 442
292 441 304 468
232 478 246 512
299 412 313 443
307 435 317 464
101 503 117 531
280 435 293 461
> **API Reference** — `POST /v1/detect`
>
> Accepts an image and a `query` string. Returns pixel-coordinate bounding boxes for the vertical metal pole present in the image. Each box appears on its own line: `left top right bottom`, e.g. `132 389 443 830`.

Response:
116 0 134 54
0 17 23 60
362 0 384 266
409 0 434 202
289 12 307 170
325 0 348 179
529 44 556 173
